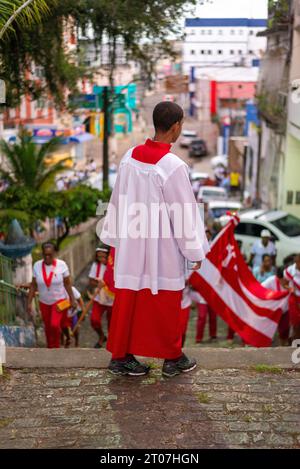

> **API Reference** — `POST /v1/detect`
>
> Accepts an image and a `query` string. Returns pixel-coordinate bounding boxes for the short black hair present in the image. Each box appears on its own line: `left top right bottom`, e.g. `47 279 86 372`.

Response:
276 266 285 279
153 102 184 132
262 253 271 261
42 241 56 252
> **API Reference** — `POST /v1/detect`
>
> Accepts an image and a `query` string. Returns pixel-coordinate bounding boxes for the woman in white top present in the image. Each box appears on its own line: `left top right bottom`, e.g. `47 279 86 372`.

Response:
89 246 113 348
27 242 76 348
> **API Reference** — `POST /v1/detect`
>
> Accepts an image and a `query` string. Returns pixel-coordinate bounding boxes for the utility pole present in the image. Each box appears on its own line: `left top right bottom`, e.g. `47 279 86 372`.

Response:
102 86 109 191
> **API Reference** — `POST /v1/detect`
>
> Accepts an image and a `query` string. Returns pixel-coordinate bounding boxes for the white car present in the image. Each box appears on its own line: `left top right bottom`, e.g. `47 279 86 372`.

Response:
208 200 242 220
197 186 227 203
190 171 209 184
179 129 197 148
211 154 228 169
220 209 300 265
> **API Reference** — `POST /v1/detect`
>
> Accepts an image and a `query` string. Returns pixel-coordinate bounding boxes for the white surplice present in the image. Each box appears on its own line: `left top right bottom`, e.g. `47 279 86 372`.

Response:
101 146 210 294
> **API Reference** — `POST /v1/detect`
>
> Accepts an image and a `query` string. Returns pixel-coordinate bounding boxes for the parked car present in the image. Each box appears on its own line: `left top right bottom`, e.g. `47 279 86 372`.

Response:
189 139 208 158
208 200 242 220
219 209 300 265
197 186 227 203
190 171 209 185
179 129 197 148
211 154 228 169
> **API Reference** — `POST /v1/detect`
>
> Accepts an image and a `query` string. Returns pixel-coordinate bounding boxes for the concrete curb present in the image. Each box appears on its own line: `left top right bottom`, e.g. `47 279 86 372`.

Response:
5 346 300 370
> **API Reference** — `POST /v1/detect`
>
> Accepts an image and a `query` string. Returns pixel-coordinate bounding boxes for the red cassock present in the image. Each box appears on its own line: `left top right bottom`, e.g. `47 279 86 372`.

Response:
106 143 183 360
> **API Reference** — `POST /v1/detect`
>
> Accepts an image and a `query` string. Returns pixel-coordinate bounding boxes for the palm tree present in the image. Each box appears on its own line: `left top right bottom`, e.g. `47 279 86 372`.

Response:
0 0 53 40
0 129 70 190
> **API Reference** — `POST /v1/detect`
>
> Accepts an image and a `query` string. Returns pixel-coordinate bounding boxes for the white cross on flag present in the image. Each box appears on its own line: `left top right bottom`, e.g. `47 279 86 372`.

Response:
189 217 289 347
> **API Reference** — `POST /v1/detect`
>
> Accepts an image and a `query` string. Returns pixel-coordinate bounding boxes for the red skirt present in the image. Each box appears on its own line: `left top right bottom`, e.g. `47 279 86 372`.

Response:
289 294 300 326
107 288 183 360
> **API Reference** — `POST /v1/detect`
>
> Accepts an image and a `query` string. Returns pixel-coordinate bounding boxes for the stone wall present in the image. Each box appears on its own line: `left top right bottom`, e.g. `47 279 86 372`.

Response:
59 221 99 280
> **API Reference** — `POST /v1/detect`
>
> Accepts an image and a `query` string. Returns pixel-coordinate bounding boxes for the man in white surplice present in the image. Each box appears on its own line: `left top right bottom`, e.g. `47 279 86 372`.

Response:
101 101 210 377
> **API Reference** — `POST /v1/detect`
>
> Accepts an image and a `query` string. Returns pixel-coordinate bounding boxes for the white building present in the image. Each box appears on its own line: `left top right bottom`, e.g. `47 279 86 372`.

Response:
183 17 267 75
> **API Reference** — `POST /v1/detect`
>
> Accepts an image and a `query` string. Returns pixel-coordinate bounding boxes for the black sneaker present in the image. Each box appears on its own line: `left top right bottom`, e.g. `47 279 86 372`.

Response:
108 359 129 375
123 355 150 376
162 354 197 378
108 356 150 376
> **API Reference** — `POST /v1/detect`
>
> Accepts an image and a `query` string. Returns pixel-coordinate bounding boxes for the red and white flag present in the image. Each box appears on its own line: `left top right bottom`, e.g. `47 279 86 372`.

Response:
189 217 289 347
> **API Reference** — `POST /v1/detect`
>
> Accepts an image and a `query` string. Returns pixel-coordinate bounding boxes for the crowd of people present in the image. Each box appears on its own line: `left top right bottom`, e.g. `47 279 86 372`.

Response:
26 243 115 349
55 159 97 191
25 232 300 350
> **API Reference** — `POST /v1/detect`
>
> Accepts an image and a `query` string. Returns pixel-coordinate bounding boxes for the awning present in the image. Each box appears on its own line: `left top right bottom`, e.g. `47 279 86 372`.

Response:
32 136 69 145
7 134 94 145
69 132 95 143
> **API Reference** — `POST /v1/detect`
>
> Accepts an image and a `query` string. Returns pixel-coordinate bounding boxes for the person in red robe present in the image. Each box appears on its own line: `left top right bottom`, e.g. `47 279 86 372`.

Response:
101 102 209 377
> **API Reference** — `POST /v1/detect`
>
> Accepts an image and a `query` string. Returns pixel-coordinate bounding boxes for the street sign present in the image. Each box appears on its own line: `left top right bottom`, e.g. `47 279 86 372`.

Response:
69 94 102 110
112 94 126 110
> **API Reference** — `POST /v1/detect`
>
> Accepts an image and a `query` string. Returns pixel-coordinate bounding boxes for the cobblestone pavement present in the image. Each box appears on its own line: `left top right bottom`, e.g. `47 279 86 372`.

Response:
1 366 300 449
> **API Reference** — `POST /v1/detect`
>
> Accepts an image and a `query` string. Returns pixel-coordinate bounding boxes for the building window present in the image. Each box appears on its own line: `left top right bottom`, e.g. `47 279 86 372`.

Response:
218 50 223 54
249 30 254 35
296 192 300 204
201 29 205 34
238 50 243 55
200 50 205 54
230 50 234 55
287 191 294 205
191 49 195 55
249 50 253 55
239 30 243 35
218 30 223 35
37 98 46 109
230 29 235 35
207 50 212 55
238 85 243 89
208 29 212 35
190 29 195 35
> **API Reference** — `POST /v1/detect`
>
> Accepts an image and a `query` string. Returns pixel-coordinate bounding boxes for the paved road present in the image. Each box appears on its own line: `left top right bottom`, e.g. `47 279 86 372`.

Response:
114 90 217 178
1 363 299 449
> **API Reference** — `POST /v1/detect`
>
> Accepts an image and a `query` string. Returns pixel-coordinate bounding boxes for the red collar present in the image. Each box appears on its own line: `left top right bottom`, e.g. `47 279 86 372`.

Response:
131 139 172 164
145 139 172 151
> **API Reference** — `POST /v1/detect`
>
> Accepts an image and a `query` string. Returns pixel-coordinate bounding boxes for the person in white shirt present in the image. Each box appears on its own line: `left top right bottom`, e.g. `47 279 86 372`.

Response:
262 266 290 346
284 254 300 340
27 242 76 348
62 285 85 348
249 229 277 268
191 229 217 343
101 101 209 377
89 246 113 348
180 277 192 347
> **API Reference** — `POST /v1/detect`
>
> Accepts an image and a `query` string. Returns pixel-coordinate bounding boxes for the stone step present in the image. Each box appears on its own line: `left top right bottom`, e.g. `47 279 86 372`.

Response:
4 346 299 370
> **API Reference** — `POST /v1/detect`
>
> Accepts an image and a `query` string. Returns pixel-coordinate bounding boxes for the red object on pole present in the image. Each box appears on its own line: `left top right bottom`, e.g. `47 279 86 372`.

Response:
210 80 217 116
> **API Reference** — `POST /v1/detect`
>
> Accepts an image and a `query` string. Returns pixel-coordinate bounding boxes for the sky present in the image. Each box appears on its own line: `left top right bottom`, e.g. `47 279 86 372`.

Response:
191 0 268 19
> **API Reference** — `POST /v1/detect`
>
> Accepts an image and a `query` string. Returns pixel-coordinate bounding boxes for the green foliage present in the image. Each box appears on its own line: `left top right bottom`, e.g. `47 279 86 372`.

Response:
0 185 59 232
0 0 53 38
268 0 290 28
55 184 103 229
0 129 68 190
0 0 196 108
0 182 110 241
251 364 283 374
